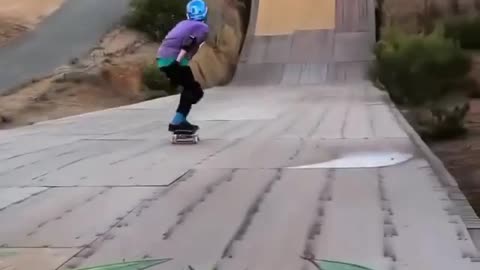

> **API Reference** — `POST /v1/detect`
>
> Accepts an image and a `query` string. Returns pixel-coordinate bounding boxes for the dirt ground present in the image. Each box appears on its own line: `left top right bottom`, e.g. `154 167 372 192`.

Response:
0 27 155 129
429 99 480 216
0 0 64 45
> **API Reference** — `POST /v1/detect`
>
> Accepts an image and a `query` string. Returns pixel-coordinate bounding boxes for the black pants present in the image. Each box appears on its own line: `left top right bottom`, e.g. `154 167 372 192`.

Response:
160 64 204 118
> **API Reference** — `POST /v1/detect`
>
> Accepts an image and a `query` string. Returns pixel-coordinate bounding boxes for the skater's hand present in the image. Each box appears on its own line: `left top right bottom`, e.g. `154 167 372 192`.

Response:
170 60 180 68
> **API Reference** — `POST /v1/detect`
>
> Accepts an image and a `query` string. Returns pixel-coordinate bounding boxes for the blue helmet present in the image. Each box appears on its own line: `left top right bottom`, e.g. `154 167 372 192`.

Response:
186 0 208 21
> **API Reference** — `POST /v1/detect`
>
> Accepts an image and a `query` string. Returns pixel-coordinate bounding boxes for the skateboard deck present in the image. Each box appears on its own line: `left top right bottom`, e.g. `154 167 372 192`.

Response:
171 129 199 144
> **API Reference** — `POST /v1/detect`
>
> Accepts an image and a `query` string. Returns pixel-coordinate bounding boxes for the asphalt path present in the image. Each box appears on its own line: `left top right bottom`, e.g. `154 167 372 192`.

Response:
0 0 130 93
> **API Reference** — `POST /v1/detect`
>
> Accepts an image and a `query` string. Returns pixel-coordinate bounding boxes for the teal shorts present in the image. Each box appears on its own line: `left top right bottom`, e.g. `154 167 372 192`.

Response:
156 58 189 68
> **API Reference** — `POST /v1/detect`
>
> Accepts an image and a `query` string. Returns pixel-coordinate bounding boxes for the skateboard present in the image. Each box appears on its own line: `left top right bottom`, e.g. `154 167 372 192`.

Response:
171 129 200 144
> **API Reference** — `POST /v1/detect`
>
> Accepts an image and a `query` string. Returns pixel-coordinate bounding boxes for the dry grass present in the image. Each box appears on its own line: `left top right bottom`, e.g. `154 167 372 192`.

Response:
382 0 480 33
0 0 64 45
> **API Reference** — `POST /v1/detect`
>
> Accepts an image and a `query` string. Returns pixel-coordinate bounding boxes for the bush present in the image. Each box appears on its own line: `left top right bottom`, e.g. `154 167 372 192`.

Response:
142 63 176 94
410 97 470 140
428 102 469 139
126 0 188 41
444 16 480 50
373 25 473 140
373 25 471 106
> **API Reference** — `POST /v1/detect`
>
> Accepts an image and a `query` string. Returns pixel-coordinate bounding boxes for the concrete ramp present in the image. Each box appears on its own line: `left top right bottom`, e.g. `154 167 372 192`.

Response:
232 0 375 85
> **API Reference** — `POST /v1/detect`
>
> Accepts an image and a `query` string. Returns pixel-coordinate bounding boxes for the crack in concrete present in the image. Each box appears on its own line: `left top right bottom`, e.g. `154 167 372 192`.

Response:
378 168 398 265
25 188 112 238
307 105 331 138
109 142 170 165
162 169 237 240
281 107 308 134
195 139 243 166
54 183 173 270
3 140 80 161
0 188 49 212
220 169 283 259
367 103 376 137
340 103 352 139
302 168 334 269
287 138 305 162
0 141 104 177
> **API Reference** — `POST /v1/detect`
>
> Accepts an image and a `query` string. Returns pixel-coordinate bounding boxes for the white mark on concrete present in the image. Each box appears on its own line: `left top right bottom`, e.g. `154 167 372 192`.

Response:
289 152 413 169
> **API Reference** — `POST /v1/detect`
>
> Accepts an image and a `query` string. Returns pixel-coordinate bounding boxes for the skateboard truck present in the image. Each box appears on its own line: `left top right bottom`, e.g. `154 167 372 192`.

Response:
171 130 200 144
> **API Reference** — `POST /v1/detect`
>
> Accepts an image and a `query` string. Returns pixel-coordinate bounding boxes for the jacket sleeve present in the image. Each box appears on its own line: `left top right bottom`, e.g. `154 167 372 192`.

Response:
183 25 209 51
181 35 197 51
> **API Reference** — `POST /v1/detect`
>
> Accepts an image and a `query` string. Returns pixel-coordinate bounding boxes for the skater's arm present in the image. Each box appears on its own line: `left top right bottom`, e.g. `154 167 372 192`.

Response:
176 49 187 62
176 35 197 62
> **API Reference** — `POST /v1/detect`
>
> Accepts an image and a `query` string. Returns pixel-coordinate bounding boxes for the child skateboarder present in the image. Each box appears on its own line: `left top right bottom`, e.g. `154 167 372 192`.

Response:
156 0 210 133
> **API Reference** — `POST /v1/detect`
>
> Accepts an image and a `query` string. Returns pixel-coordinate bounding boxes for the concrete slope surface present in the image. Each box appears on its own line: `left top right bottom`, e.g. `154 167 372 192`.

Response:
0 0 130 94
1 1 480 270
232 0 375 85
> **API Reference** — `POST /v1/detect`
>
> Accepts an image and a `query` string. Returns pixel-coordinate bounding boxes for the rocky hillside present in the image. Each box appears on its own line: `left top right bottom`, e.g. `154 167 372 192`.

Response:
381 0 480 33
0 0 251 128
191 0 250 88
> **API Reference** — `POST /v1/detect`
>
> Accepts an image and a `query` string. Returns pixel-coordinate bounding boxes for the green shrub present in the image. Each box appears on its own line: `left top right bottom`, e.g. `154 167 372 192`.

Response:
428 102 469 139
414 97 470 140
126 0 188 41
142 63 176 94
444 16 480 50
373 25 471 106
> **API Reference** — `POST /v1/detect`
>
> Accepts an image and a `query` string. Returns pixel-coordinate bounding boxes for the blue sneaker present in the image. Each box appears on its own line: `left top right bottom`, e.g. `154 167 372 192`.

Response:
168 121 199 133
184 120 199 130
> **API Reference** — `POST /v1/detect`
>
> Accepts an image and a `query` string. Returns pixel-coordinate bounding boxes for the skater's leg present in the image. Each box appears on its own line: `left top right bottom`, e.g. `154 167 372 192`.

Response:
179 66 204 106
173 88 196 131
161 65 199 131
176 66 204 124
175 91 193 120
160 65 189 129
171 112 186 125
168 92 194 131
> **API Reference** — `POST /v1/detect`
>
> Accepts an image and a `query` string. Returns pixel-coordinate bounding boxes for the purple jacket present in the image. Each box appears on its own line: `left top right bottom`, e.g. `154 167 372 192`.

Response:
156 20 209 60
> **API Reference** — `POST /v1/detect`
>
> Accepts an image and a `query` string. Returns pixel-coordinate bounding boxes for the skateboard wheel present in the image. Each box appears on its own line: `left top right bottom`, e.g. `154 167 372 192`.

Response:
170 132 198 144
